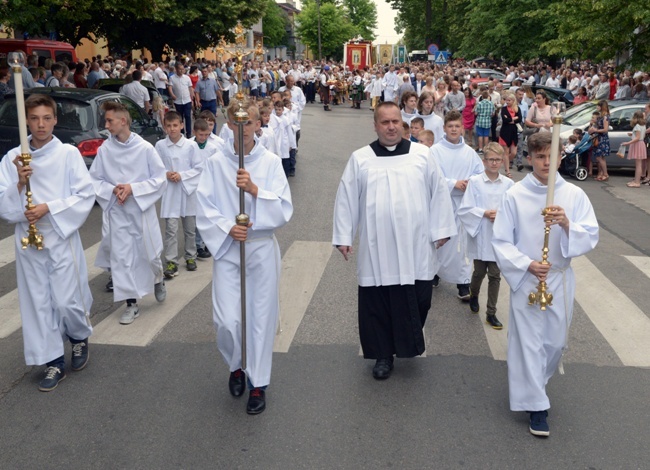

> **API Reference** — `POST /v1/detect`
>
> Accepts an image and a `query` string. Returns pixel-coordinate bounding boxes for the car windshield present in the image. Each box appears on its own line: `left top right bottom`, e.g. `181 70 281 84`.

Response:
0 98 93 132
563 102 597 126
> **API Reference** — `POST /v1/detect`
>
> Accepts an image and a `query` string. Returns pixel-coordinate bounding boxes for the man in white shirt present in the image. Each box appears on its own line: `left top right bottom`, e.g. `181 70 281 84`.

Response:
153 63 169 95
121 71 151 113
568 72 581 96
168 63 195 136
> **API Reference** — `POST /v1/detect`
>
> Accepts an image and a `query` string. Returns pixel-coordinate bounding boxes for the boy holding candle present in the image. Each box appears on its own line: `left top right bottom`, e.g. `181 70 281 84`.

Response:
0 94 95 391
491 132 599 437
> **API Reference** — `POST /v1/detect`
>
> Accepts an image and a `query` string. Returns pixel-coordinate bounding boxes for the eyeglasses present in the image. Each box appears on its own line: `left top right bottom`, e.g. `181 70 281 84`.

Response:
486 158 503 164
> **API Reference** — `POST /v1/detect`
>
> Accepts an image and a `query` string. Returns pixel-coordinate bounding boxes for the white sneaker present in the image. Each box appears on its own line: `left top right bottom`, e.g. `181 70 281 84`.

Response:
154 281 166 302
120 304 140 325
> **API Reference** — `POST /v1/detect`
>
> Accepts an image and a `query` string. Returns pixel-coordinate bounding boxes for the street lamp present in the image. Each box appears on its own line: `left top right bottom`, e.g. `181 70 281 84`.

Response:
317 0 322 60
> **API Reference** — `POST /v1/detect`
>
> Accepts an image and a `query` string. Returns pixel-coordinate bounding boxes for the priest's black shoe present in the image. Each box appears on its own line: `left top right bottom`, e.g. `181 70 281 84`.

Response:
229 369 246 397
469 295 479 313
372 358 394 380
246 388 266 414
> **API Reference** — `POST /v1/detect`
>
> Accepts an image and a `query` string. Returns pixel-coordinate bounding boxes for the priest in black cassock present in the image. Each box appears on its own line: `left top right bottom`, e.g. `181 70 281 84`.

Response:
332 101 457 380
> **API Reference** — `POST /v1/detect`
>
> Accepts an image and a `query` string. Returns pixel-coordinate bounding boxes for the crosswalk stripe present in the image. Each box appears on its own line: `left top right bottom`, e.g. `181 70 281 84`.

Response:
574 256 650 367
90 261 213 347
624 255 650 279
0 235 16 267
274 241 333 353
477 277 510 361
0 242 102 339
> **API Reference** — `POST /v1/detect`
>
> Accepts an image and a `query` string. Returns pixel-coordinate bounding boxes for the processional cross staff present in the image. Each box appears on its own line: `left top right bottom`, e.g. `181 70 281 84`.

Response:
8 52 44 250
528 101 566 311
226 23 256 369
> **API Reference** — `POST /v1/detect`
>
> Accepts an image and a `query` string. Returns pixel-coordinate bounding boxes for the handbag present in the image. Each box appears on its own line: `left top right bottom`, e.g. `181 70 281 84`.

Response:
522 105 539 138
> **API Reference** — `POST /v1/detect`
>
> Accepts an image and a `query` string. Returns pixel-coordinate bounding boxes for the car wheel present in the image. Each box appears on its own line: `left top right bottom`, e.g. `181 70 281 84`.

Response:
575 167 588 181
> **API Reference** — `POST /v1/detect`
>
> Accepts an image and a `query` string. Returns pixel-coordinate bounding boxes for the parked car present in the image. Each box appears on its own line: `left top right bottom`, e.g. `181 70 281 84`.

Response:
530 85 574 108
0 88 164 167
559 99 649 169
469 69 507 84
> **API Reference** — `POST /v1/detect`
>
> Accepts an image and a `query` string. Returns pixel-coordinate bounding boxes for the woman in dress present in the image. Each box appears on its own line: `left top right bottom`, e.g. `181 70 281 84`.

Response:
589 100 611 181
620 111 647 187
499 92 522 177
73 62 88 88
462 87 477 148
433 80 448 118
525 91 553 133
608 72 618 100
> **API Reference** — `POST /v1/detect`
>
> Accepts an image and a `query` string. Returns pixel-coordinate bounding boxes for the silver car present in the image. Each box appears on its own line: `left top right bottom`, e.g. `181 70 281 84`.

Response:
559 99 648 169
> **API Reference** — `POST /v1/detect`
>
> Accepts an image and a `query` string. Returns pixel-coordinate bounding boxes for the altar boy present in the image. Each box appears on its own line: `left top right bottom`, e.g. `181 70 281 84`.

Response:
0 94 94 391
492 132 599 437
196 101 293 415
457 143 514 329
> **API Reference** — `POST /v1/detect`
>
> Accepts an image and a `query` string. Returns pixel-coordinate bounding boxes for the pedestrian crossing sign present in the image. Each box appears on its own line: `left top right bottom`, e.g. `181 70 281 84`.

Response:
434 52 447 64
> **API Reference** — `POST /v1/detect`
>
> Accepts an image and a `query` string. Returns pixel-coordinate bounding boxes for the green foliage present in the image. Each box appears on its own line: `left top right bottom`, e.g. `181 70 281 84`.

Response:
341 0 378 41
296 0 357 60
389 0 649 67
0 0 266 60
263 0 291 47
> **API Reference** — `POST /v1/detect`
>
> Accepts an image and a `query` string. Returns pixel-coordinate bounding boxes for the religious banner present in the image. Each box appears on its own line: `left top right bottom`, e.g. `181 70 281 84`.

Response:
378 44 393 65
343 40 373 71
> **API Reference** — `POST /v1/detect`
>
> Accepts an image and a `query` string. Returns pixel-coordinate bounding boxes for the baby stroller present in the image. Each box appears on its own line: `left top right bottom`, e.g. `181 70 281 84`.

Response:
560 133 593 181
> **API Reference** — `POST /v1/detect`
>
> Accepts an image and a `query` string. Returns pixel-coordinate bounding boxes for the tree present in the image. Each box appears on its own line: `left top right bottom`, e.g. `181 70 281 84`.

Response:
532 0 650 67
263 0 290 47
341 0 377 41
0 0 266 61
296 0 357 60
455 0 555 63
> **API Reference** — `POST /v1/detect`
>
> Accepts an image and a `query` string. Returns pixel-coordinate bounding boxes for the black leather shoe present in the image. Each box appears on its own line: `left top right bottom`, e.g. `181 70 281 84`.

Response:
229 369 246 397
372 358 394 380
432 275 440 288
486 315 503 330
246 388 266 414
469 295 479 313
457 284 471 301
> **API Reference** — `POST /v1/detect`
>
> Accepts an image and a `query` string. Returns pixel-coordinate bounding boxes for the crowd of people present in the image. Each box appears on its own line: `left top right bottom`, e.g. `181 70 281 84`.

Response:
0 49 646 431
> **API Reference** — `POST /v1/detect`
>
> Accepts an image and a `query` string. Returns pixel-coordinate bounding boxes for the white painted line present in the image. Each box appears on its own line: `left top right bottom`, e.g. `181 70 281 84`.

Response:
274 241 333 353
574 256 650 367
91 260 213 346
0 242 102 339
624 255 650 280
0 235 16 267
477 276 510 361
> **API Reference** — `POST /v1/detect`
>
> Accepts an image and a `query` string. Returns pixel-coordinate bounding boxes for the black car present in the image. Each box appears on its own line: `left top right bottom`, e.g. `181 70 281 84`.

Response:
0 88 164 167
530 85 575 108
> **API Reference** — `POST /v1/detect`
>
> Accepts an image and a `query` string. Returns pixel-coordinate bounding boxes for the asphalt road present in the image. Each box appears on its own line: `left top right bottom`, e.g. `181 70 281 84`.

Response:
1 101 649 469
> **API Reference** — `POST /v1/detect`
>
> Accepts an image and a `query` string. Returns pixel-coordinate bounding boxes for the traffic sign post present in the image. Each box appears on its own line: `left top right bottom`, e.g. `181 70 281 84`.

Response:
427 43 439 55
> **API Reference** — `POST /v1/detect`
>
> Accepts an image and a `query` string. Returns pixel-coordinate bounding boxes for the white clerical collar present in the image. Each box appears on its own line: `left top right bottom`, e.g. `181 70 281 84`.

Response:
385 144 397 151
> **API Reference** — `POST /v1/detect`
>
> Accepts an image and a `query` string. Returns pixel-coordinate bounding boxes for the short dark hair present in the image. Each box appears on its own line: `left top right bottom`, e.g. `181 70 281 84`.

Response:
410 117 424 127
373 101 400 122
193 118 210 132
444 110 462 125
132 70 142 81
50 63 63 74
164 110 183 124
527 132 561 155
25 94 57 117
198 110 216 122
101 101 131 125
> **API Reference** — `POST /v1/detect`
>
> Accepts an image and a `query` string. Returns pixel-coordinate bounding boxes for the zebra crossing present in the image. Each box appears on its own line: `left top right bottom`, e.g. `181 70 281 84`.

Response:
1 233 649 369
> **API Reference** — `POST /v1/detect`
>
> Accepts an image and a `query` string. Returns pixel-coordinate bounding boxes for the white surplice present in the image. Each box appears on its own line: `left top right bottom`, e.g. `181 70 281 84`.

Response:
418 112 445 144
89 133 167 302
457 173 514 262
0 137 94 365
155 136 204 218
430 137 484 284
332 141 457 287
492 173 599 411
196 142 293 388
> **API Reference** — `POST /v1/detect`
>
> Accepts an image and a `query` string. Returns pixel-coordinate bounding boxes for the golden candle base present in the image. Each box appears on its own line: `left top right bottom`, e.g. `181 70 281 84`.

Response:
19 152 44 250
529 209 552 311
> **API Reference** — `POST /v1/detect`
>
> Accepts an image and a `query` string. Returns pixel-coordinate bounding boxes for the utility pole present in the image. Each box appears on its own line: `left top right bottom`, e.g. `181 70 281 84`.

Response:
317 0 322 60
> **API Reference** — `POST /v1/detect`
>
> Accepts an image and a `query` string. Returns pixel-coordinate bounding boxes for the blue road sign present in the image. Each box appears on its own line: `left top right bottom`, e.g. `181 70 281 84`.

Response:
427 43 439 55
434 51 447 64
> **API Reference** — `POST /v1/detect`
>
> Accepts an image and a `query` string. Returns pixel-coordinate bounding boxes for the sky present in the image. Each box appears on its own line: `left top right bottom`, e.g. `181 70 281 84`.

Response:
372 0 400 45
